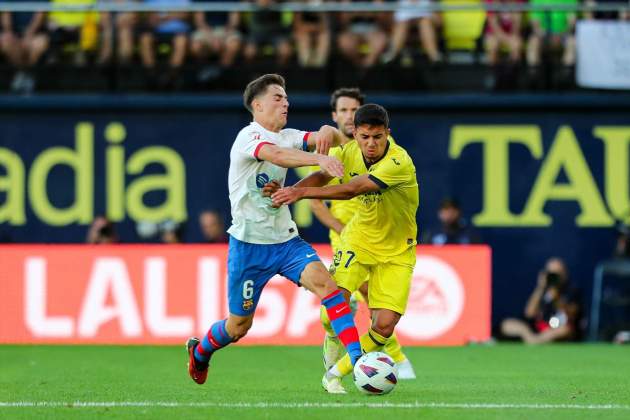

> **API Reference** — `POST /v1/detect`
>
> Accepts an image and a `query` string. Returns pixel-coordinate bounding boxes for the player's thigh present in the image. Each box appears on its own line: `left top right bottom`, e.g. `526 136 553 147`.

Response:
332 246 371 295
278 236 322 284
368 250 416 315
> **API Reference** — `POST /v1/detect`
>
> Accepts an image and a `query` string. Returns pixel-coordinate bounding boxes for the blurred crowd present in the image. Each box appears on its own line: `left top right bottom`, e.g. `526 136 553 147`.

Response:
2 0 629 93
86 209 229 244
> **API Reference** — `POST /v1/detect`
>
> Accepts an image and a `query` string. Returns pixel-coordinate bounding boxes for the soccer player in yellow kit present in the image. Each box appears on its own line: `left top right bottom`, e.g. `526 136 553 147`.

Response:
273 104 419 393
312 88 416 380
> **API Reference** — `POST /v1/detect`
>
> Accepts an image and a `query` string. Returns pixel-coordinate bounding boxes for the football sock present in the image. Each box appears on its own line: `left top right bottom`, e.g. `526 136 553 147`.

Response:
321 290 362 365
319 304 335 336
194 319 233 364
333 327 389 377
383 333 406 363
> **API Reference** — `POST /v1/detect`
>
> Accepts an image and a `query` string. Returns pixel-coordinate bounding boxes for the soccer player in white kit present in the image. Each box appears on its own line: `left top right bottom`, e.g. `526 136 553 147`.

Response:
186 74 363 385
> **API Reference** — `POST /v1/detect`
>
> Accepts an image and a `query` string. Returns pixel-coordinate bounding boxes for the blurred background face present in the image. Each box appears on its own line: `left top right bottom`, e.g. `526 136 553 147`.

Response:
545 258 568 281
354 124 388 162
438 206 461 226
332 96 361 138
200 211 224 241
253 84 289 130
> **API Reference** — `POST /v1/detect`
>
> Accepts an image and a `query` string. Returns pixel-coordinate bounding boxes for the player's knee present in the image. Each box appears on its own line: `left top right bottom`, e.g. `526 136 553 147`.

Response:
371 319 396 338
228 317 253 340
301 262 337 297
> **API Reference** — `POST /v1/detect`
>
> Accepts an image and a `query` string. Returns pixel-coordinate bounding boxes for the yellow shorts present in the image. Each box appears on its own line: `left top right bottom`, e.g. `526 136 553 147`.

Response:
332 245 416 314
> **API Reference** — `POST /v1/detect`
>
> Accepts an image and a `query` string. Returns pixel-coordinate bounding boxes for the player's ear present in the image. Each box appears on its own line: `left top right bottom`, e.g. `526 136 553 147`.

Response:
332 112 337 124
252 97 262 113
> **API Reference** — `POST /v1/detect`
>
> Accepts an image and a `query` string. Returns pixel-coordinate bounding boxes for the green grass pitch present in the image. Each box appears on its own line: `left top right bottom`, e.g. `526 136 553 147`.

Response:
1 344 629 419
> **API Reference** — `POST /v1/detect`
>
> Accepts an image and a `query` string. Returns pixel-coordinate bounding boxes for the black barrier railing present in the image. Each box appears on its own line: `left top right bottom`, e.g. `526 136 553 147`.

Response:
0 2 629 13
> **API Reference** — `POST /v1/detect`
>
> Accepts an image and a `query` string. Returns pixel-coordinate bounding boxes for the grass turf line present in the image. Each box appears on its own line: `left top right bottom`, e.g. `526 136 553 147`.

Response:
1 344 629 419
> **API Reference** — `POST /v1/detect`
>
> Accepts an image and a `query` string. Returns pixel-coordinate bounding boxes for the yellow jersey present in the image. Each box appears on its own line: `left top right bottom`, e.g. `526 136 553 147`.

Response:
326 145 360 248
49 0 99 28
314 136 397 249
337 140 418 260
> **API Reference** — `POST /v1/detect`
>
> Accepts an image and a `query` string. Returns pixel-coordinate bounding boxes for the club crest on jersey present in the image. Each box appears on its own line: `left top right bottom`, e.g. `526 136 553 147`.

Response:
251 131 261 141
256 173 270 188
242 299 254 311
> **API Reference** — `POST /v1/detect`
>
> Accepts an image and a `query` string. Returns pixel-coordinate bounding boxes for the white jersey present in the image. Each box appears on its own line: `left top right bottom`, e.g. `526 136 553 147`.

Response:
227 121 310 244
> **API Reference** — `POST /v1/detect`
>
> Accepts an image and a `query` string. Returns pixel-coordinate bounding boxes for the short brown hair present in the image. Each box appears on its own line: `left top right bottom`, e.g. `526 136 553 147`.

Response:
330 87 365 111
243 74 286 113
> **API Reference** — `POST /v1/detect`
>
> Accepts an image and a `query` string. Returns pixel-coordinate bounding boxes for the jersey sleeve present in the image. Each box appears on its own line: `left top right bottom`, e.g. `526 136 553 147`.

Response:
239 130 277 161
368 155 414 189
282 128 311 151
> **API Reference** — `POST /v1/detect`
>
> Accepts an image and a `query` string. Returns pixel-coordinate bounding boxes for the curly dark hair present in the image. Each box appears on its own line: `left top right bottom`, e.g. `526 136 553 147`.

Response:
330 87 365 112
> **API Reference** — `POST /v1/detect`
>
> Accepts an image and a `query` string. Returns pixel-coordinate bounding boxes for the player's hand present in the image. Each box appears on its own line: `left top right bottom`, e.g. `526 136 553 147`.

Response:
272 187 303 206
537 271 547 289
261 180 281 197
316 155 344 178
315 129 334 156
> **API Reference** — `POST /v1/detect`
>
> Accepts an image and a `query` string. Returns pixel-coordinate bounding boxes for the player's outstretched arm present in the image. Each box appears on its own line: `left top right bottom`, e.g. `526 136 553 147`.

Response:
272 174 380 205
256 144 344 177
310 199 345 234
305 125 345 155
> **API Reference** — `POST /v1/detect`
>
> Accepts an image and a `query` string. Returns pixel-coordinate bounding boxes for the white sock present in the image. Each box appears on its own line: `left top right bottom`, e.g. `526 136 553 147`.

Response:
327 365 342 379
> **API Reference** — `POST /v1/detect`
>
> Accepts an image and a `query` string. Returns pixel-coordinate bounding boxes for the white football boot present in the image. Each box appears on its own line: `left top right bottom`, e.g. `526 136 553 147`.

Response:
396 358 417 380
322 372 346 394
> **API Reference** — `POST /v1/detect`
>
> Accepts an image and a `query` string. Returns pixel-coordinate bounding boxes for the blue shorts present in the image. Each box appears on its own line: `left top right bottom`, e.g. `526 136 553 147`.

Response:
227 236 321 316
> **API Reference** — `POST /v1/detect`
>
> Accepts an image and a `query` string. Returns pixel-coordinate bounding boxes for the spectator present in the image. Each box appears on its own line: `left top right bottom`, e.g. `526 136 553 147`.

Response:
86 216 118 244
139 0 191 89
241 0 293 67
293 0 331 67
336 0 389 68
115 8 138 65
501 257 581 343
423 198 481 245
47 0 112 66
484 0 522 67
614 224 630 259
160 220 184 243
527 0 577 70
1 3 48 94
382 0 441 64
190 0 242 72
199 210 228 243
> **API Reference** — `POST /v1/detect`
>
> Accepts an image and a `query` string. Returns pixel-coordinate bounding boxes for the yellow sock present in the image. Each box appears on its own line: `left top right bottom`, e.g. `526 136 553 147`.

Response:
319 305 335 336
333 327 388 377
383 333 406 363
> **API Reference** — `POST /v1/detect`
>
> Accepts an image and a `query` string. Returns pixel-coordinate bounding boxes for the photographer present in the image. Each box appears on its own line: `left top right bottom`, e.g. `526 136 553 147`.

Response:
501 257 581 343
614 224 630 259
86 216 118 244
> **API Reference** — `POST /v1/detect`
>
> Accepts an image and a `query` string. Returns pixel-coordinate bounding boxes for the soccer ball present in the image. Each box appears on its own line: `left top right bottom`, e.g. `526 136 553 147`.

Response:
353 352 398 395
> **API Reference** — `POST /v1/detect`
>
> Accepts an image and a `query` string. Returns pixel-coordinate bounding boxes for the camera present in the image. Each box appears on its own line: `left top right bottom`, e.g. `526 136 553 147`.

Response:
98 225 113 237
546 271 562 287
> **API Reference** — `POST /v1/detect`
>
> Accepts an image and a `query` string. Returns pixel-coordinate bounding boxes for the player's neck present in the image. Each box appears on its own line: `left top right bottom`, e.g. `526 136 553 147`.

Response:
254 116 282 133
341 135 353 145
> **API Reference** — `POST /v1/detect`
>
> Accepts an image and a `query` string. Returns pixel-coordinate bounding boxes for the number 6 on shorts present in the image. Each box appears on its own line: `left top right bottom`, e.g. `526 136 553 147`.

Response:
243 279 254 299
